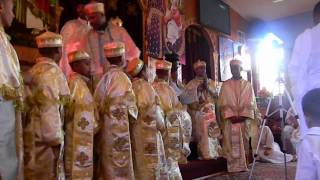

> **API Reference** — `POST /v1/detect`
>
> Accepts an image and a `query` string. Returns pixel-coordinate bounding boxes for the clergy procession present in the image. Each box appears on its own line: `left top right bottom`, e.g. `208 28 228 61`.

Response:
2 0 320 179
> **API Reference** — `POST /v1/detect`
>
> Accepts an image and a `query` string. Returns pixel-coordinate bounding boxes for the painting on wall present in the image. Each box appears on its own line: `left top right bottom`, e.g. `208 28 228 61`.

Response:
219 36 234 81
237 30 246 44
145 0 185 63
163 0 185 63
146 0 165 58
233 42 242 58
7 0 63 48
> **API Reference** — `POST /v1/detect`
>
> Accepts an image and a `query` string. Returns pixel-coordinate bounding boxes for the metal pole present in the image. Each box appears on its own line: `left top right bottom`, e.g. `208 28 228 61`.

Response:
249 77 295 180
278 81 288 180
249 82 277 180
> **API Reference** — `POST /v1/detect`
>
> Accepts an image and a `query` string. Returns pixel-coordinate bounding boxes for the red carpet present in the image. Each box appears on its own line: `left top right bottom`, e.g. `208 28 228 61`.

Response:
179 158 227 180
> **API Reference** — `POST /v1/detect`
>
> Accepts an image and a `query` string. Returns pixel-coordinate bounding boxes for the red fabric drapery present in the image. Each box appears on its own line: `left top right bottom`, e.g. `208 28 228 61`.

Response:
34 0 51 14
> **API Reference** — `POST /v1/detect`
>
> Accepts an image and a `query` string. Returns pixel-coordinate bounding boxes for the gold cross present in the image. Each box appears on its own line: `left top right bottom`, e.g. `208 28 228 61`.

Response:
76 151 89 166
78 117 89 130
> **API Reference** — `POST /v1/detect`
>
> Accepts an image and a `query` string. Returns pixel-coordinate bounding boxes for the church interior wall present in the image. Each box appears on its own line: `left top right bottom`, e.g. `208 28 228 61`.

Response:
144 0 250 84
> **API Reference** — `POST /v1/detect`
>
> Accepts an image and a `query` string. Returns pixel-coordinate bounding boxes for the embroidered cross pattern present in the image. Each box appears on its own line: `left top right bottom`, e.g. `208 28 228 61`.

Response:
112 109 126 120
76 151 89 166
113 135 130 152
78 117 89 130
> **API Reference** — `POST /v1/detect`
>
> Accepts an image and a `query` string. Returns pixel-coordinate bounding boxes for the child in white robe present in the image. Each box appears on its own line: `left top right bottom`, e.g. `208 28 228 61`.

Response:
296 88 320 180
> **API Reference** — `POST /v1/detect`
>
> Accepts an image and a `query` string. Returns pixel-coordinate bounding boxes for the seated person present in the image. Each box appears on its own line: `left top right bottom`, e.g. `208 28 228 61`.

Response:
257 125 293 163
282 107 300 156
181 60 220 160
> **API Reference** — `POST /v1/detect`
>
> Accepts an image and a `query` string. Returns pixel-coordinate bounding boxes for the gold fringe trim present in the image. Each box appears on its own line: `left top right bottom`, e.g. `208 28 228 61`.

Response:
74 102 95 112
29 90 70 107
59 95 70 106
66 101 95 114
0 85 23 100
3 75 25 111
102 91 136 113
14 99 24 112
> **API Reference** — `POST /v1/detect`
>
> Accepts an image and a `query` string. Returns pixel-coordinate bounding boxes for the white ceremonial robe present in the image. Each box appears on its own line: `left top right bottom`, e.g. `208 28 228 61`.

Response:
0 99 18 179
94 67 138 180
288 23 320 137
60 18 91 77
83 21 141 81
0 27 23 180
218 78 261 172
295 127 320 180
258 126 293 164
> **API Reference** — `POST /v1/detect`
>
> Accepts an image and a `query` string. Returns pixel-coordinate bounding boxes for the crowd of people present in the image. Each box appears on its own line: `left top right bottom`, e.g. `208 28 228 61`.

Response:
1 0 320 180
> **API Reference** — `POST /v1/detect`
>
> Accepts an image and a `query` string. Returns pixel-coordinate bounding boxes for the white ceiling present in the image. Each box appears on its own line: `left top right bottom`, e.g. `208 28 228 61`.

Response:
223 0 319 21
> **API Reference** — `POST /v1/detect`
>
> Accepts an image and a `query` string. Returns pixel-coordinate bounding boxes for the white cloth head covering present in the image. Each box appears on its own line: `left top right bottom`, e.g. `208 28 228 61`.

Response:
104 42 125 58
68 50 91 64
230 59 243 67
36 31 63 48
84 2 105 15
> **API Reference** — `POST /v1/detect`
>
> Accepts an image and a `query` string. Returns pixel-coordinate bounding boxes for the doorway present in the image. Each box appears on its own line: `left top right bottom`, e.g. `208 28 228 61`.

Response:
183 25 214 82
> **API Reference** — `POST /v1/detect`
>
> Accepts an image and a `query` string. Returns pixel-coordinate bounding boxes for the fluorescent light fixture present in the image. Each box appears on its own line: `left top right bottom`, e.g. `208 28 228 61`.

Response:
273 0 284 3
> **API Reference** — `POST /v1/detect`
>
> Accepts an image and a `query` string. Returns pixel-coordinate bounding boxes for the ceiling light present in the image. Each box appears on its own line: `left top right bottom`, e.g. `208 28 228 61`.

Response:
273 0 284 3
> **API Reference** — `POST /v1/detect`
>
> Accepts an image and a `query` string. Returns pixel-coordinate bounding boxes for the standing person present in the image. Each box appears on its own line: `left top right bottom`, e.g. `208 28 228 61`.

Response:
60 2 91 78
24 31 70 179
218 60 261 172
288 1 320 137
0 0 24 179
166 53 192 164
295 88 320 180
181 60 221 160
94 42 138 180
153 60 183 180
83 2 140 89
64 50 96 180
167 53 184 97
127 59 169 179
